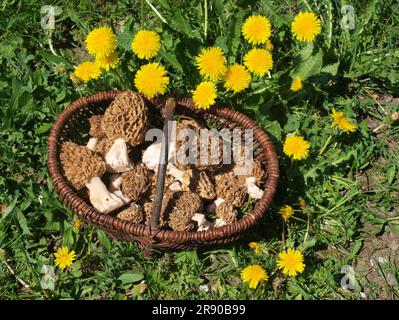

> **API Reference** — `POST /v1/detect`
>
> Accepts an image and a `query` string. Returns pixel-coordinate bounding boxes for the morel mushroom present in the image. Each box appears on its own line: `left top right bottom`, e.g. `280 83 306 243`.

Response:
173 191 203 214
185 171 216 200
121 165 150 202
95 138 115 158
102 91 149 146
107 173 130 203
60 141 128 213
117 203 144 224
89 115 106 139
214 170 247 207
104 138 134 173
214 202 238 228
100 91 148 173
233 160 267 199
168 209 195 231
174 119 222 170
143 188 175 227
167 191 203 231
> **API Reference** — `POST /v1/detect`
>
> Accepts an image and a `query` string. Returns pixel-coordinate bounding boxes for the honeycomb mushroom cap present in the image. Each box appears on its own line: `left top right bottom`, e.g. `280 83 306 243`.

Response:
60 141 106 190
117 203 144 224
168 209 195 231
174 119 222 170
251 160 267 186
174 191 203 215
215 202 237 224
121 165 150 202
194 171 216 200
89 115 106 139
214 170 247 207
102 91 149 146
236 159 267 186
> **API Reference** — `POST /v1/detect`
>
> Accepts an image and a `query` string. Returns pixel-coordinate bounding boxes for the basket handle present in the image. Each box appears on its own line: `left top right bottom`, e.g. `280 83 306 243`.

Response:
149 97 176 232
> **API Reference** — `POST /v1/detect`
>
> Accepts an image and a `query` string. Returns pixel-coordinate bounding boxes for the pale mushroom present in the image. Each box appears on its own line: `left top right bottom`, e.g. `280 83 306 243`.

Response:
100 91 149 173
142 141 194 190
191 213 213 231
60 141 127 213
107 173 130 203
108 174 123 192
104 138 134 173
86 137 98 151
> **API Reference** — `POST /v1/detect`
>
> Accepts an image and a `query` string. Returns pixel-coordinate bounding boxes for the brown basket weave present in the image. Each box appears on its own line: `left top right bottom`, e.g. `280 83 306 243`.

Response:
47 90 279 256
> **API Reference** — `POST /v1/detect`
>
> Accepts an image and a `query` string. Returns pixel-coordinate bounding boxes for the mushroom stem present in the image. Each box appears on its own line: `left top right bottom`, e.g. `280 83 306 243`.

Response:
246 177 264 199
86 176 127 214
166 163 191 187
86 137 98 151
104 138 134 173
192 213 213 231
205 198 225 214
107 174 131 203
108 174 123 192
142 141 176 172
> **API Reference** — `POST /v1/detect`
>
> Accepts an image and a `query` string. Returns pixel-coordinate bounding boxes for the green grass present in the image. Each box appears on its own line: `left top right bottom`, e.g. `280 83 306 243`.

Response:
1 0 399 300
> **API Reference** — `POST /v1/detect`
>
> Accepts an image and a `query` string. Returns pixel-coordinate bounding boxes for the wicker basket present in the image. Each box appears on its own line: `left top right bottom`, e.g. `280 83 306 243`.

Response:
47 90 279 256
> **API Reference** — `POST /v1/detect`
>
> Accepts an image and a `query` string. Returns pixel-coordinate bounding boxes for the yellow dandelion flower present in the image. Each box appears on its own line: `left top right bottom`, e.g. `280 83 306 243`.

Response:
54 246 76 270
277 248 305 277
134 62 170 99
299 199 306 209
244 48 273 76
195 47 227 81
95 51 119 71
85 26 117 58
291 12 321 42
331 108 357 133
283 135 310 160
192 81 217 110
241 265 268 289
74 61 101 83
73 219 82 230
242 15 272 45
131 30 161 59
280 205 295 221
291 76 303 92
249 242 261 254
223 64 251 93
265 39 274 51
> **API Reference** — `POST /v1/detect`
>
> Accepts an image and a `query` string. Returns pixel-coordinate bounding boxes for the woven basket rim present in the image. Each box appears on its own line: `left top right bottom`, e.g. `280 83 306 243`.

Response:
47 90 279 244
